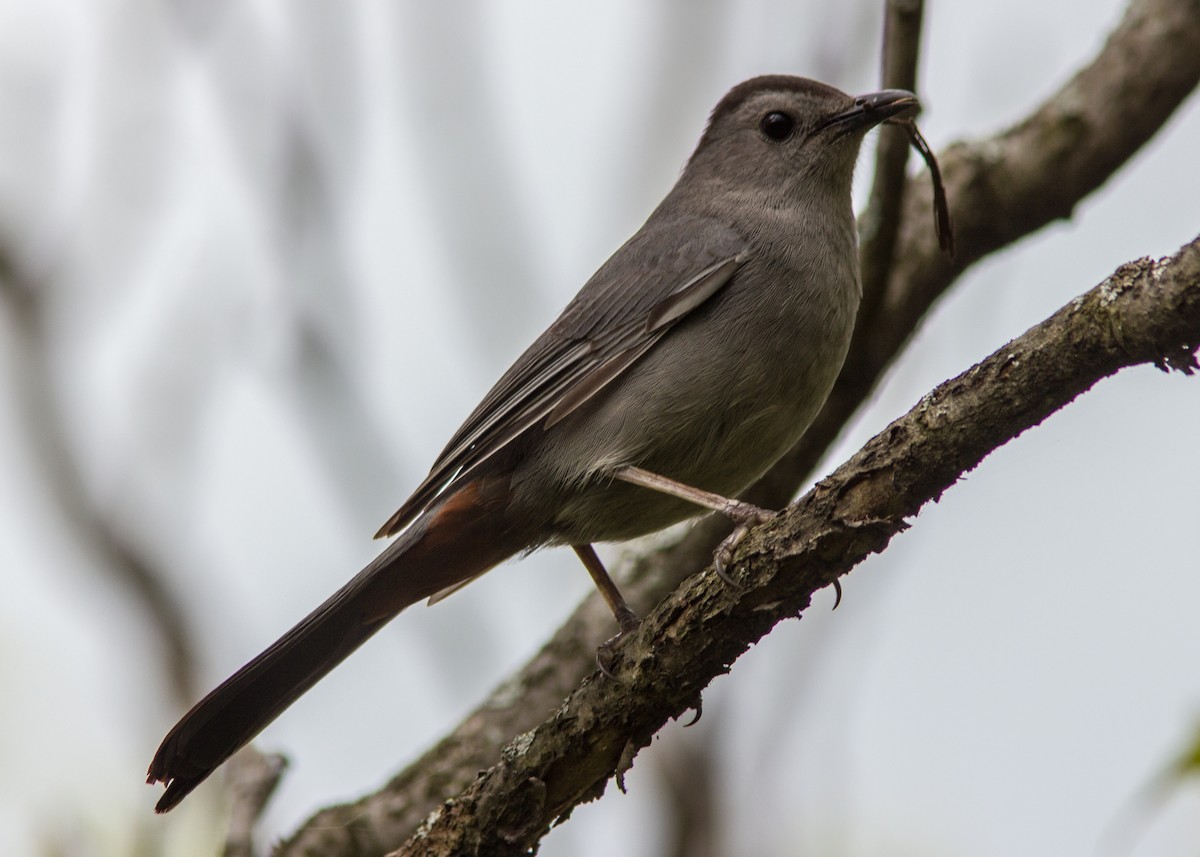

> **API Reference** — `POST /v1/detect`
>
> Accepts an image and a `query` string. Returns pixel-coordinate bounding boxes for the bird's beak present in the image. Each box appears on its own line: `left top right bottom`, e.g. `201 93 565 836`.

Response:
816 89 920 134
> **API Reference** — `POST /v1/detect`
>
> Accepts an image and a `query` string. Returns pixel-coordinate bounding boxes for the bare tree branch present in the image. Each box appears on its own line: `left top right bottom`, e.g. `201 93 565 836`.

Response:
395 233 1200 856
222 749 287 857
858 0 925 322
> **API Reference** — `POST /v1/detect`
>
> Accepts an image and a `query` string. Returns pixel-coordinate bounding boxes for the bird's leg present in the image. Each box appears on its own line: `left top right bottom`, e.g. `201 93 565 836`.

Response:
612 465 776 584
574 543 640 632
573 544 640 677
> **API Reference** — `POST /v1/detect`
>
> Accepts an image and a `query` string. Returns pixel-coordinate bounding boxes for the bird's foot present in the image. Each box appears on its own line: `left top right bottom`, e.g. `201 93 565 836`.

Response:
713 502 776 585
596 608 641 679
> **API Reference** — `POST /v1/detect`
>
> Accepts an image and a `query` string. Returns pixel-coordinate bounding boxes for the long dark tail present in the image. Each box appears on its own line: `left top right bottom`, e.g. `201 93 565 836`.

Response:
147 480 530 813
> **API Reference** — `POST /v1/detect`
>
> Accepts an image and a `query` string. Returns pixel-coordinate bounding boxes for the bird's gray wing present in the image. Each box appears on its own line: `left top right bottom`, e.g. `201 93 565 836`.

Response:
374 216 748 538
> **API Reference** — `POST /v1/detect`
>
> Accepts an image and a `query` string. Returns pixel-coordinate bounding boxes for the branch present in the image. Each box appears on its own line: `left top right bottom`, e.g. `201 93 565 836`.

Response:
222 749 287 857
859 0 925 322
274 2 1200 852
397 233 1200 855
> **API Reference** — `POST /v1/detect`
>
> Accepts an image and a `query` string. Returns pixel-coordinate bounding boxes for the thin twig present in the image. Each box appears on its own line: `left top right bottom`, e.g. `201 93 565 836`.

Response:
222 749 288 857
858 0 926 323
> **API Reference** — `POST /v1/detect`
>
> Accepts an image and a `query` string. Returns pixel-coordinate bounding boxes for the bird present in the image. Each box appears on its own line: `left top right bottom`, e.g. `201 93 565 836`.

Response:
148 74 919 813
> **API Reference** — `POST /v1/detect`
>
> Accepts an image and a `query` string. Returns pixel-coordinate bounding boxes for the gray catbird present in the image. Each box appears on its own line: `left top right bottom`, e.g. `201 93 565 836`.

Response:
148 75 918 812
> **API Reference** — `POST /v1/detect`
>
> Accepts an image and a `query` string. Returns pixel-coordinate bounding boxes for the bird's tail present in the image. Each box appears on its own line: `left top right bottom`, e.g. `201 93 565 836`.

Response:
147 479 529 813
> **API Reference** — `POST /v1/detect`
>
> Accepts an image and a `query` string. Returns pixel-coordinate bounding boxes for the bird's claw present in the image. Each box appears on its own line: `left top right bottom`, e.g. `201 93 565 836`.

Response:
596 612 641 679
596 641 619 679
713 524 749 585
712 503 776 584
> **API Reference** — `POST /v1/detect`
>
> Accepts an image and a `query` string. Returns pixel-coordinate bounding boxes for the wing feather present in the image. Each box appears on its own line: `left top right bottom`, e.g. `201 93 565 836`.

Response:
374 217 747 539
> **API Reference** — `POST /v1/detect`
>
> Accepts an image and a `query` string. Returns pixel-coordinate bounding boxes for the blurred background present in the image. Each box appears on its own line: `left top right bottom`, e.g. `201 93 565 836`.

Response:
1 1 1198 855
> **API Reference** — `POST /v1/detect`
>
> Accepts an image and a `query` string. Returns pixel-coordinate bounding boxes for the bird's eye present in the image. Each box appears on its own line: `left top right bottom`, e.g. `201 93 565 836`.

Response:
760 111 795 141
